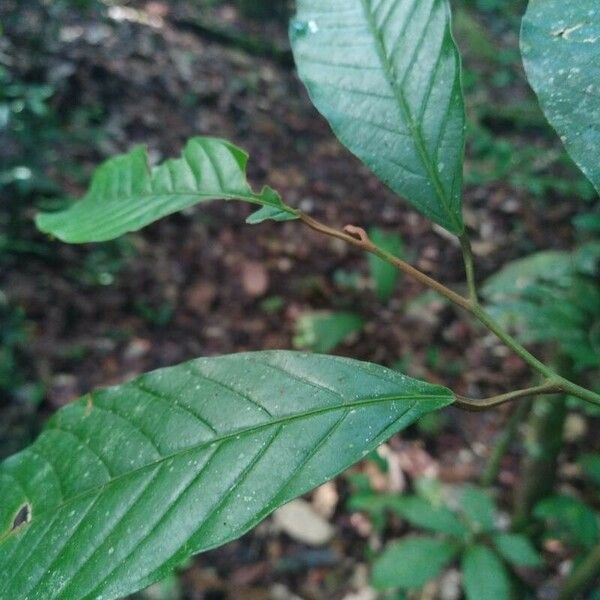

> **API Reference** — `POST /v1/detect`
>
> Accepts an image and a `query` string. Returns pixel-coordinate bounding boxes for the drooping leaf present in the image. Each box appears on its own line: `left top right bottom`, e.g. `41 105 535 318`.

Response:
521 0 600 193
368 227 404 302
291 0 466 234
492 533 543 568
35 137 297 243
372 536 458 590
462 545 511 600
293 311 365 353
0 351 453 600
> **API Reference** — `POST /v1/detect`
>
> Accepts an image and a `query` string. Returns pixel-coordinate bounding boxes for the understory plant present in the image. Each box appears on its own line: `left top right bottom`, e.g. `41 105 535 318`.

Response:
349 478 542 597
1 0 599 599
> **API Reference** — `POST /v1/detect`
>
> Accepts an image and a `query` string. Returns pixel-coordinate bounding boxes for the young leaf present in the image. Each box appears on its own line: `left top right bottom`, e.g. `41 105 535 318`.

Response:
0 351 453 600
35 137 297 243
291 0 466 234
368 227 404 302
372 536 458 590
492 533 543 568
293 311 365 353
521 0 600 193
462 545 511 600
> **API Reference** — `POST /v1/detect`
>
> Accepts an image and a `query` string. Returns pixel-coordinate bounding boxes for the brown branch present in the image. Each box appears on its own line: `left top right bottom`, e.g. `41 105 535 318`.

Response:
298 213 472 311
454 382 563 412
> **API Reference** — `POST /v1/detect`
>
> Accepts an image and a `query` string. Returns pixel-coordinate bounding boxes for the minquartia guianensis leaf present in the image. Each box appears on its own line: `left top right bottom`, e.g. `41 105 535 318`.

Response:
35 137 297 243
521 0 600 194
291 0 466 234
0 351 453 600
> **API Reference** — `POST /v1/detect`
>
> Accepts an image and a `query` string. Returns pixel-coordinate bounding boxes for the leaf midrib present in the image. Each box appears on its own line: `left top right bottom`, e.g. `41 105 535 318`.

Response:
39 190 275 226
0 391 449 544
359 0 461 232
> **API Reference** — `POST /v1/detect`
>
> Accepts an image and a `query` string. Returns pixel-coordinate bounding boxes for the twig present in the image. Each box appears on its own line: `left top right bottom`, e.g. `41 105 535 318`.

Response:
298 213 472 311
296 211 600 408
454 382 562 412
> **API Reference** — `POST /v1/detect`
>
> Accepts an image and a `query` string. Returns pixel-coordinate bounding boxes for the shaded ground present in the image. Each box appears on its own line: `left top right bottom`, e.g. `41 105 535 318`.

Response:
1 1 598 599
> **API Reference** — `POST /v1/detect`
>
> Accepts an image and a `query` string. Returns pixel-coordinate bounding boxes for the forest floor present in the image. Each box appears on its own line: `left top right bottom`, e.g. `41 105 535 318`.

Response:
1 1 598 599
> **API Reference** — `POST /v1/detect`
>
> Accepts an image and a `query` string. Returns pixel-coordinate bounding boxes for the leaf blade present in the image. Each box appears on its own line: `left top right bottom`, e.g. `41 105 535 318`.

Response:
521 0 600 193
291 0 466 233
492 533 543 568
0 351 453 600
35 137 296 243
372 536 458 590
462 544 511 600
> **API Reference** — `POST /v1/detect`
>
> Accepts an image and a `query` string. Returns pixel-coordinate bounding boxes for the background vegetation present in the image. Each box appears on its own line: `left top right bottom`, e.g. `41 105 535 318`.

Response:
1 0 598 598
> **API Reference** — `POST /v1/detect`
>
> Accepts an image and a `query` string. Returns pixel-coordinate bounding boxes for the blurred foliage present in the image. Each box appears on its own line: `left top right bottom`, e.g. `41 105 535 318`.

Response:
535 495 599 551
348 471 542 598
293 311 365 354
0 292 44 405
367 228 404 303
483 242 600 373
452 1 596 203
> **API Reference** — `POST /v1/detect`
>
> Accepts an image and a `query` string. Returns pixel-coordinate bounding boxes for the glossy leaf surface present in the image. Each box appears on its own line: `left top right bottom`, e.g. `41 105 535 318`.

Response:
0 351 453 600
291 0 466 233
36 137 296 243
521 0 600 193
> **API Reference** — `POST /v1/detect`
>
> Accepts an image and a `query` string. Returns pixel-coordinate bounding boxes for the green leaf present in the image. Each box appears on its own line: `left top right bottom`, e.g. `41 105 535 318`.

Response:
35 137 297 243
291 0 466 234
482 251 574 296
293 311 365 353
368 227 404 302
492 533 543 567
393 495 468 538
348 493 468 537
482 249 600 371
460 486 496 533
521 0 600 193
372 536 458 590
534 495 600 549
462 545 511 600
580 454 600 487
0 351 453 600
246 203 299 225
